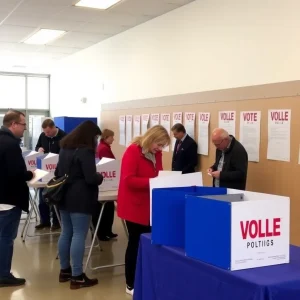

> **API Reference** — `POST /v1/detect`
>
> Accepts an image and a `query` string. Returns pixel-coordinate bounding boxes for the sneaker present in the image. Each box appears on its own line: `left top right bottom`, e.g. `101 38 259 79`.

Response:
35 223 51 230
0 274 26 288
59 267 72 283
107 233 118 239
126 285 134 296
70 273 98 290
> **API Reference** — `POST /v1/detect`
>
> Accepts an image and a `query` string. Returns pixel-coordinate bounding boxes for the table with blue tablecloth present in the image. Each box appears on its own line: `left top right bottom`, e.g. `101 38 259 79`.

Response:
134 233 300 300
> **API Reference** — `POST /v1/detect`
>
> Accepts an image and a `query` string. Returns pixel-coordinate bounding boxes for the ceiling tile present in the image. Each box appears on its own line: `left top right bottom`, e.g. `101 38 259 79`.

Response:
0 25 36 42
39 19 85 32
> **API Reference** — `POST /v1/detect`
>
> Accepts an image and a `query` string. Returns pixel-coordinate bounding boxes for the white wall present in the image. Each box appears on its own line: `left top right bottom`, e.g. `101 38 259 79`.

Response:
50 0 300 118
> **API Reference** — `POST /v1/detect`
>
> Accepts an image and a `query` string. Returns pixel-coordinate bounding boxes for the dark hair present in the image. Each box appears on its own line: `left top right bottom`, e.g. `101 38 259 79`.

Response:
171 123 186 133
42 119 55 129
3 110 25 127
60 121 102 150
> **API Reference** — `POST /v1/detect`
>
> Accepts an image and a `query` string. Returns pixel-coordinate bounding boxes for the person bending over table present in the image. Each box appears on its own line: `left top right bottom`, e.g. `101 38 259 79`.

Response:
93 129 118 241
117 125 171 296
55 121 103 290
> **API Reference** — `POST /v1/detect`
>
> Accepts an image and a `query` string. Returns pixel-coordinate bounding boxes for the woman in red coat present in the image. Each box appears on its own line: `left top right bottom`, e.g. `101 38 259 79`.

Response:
93 129 118 241
117 125 171 295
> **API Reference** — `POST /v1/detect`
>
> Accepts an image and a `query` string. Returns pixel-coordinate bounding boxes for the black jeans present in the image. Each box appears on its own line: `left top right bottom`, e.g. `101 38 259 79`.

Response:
92 201 115 238
125 220 151 288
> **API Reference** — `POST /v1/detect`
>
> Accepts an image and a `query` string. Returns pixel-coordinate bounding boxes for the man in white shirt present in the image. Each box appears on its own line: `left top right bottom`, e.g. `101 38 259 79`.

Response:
0 110 34 288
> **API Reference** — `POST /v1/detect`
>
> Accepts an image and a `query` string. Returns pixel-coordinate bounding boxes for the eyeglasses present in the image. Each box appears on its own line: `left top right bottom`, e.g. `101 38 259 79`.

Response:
15 122 27 127
213 139 224 146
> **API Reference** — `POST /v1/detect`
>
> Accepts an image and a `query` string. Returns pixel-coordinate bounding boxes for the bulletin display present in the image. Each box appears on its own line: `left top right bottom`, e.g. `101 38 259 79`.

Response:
101 84 300 245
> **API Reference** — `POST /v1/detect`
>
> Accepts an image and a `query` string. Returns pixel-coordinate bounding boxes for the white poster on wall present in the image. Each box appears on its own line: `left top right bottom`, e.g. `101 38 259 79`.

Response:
160 113 171 152
119 115 126 146
267 109 291 162
141 114 150 135
240 111 261 162
218 111 236 136
133 115 141 137
184 112 196 140
150 113 160 127
197 112 210 155
172 112 183 152
125 115 132 146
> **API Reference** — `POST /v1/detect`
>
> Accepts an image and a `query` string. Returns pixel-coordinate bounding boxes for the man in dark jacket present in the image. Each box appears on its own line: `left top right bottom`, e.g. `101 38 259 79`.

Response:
0 110 34 287
208 128 248 190
171 123 198 174
34 119 66 230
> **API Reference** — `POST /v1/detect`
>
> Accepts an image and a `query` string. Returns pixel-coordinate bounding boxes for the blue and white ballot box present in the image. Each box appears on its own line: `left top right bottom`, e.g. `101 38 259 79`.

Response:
152 186 227 248
185 190 290 271
37 153 59 183
22 150 43 171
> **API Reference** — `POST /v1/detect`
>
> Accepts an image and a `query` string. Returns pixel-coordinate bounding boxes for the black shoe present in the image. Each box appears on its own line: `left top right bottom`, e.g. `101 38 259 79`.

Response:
98 236 110 241
51 224 61 231
59 267 72 283
35 223 51 230
107 233 118 239
0 274 26 288
70 273 98 290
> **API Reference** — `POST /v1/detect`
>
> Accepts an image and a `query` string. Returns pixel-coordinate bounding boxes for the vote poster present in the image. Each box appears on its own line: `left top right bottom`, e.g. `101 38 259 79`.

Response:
239 111 261 162
119 115 126 146
150 113 160 127
172 112 183 152
267 109 291 162
160 113 171 152
218 111 236 136
141 114 149 135
133 115 141 137
125 115 133 146
197 112 210 155
184 112 196 140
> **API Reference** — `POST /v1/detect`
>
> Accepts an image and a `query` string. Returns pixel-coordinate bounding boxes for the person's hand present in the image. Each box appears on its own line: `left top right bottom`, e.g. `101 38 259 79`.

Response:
211 171 220 179
38 147 45 153
30 170 36 179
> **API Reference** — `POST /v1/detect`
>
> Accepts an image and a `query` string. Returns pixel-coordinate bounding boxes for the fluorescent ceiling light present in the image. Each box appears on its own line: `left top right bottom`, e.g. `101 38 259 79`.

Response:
24 29 66 45
75 0 122 10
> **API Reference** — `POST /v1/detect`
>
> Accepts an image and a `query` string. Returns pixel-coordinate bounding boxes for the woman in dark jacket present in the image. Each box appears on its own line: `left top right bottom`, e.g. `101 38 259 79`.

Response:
93 129 118 241
55 121 103 290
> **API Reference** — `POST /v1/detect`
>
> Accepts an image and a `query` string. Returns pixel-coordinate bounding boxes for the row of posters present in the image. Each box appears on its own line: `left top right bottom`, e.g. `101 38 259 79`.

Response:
118 109 291 162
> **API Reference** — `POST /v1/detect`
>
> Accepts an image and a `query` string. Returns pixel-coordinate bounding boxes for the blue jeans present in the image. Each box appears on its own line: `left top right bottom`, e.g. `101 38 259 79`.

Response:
0 207 22 278
58 210 91 276
39 188 59 225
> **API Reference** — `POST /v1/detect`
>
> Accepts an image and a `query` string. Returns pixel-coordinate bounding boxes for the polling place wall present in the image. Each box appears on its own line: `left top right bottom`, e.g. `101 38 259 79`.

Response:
100 81 300 246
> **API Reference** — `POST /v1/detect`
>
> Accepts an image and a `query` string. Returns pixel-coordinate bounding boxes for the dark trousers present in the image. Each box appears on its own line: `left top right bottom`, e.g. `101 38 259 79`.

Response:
39 188 59 226
92 201 115 238
125 220 151 288
0 207 22 278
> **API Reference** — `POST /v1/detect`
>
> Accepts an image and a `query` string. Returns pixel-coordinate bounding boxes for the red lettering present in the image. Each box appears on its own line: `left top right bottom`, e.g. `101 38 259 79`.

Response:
221 112 234 121
100 171 116 178
46 164 57 171
243 112 257 122
199 113 208 122
152 115 159 121
174 113 181 121
186 113 195 121
240 218 281 239
271 111 289 121
162 114 170 121
143 115 148 121
28 160 36 166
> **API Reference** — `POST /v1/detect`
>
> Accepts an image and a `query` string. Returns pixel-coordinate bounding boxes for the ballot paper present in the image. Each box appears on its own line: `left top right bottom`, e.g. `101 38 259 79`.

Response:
28 169 49 184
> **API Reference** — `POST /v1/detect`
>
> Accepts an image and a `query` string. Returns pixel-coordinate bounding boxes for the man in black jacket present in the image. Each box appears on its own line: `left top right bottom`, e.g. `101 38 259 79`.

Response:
171 123 198 174
208 128 248 190
35 119 66 230
0 110 34 287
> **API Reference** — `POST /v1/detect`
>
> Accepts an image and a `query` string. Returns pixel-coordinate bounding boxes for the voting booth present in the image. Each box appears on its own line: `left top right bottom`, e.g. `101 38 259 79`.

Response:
152 186 226 248
36 153 59 183
185 190 290 271
96 158 120 192
22 150 43 171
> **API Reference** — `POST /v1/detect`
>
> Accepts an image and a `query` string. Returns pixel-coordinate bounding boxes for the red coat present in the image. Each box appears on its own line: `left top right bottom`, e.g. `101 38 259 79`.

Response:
117 144 163 226
97 141 115 160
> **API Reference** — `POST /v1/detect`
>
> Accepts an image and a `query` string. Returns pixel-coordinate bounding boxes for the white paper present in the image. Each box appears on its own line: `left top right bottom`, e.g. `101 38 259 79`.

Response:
28 169 49 184
197 112 210 155
184 112 196 140
158 171 182 177
119 115 126 146
141 114 149 135
150 172 203 225
267 109 291 162
125 115 133 146
160 113 171 152
133 115 141 137
150 113 160 127
172 112 183 152
218 111 236 136
239 111 261 162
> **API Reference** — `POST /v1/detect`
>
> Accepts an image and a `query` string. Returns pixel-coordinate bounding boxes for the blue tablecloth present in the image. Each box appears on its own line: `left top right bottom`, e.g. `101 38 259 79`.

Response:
134 234 300 300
